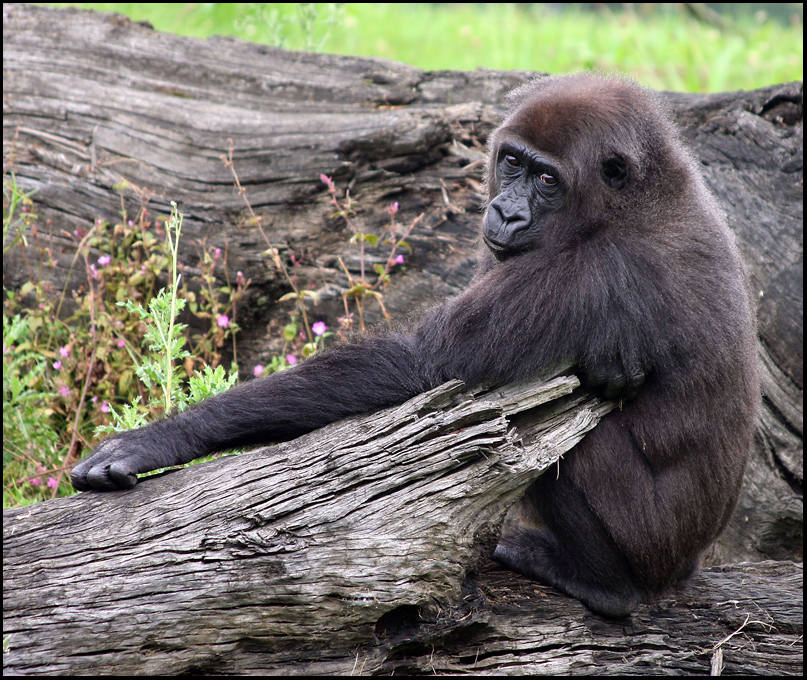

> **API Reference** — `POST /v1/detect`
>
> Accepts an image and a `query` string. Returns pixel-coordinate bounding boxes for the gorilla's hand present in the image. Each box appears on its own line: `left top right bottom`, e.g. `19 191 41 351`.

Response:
580 355 646 401
71 428 182 491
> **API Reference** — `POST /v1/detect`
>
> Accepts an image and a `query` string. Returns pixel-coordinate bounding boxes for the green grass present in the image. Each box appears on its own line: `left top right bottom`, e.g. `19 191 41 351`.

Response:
46 3 802 92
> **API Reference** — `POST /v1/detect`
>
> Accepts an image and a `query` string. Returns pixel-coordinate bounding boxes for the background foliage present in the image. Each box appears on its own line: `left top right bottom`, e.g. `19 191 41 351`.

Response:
45 2 804 91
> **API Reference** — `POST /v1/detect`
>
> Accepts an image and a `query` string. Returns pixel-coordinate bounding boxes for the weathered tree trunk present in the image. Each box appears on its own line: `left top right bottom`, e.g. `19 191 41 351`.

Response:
3 373 590 673
2 4 803 674
3 374 802 675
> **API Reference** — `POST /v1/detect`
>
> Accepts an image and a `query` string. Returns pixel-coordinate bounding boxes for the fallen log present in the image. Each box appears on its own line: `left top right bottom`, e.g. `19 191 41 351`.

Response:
4 372 598 674
4 372 801 675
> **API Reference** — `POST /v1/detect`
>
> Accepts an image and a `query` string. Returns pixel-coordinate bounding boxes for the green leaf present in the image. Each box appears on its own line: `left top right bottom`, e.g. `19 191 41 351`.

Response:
345 284 366 296
283 323 298 341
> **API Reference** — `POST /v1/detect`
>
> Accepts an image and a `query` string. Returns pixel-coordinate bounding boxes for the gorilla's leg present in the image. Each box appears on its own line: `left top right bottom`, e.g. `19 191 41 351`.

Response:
493 474 641 618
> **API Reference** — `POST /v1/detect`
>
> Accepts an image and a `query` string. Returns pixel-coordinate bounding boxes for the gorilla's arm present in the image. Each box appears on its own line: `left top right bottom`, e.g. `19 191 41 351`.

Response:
70 337 431 491
71 244 655 493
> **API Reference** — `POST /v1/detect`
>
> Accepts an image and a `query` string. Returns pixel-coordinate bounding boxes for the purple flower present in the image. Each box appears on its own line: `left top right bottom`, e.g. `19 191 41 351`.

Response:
312 321 327 336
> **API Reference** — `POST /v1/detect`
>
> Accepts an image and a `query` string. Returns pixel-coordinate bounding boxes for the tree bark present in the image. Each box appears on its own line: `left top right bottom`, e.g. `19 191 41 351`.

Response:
3 373 590 674
4 373 801 675
2 4 803 674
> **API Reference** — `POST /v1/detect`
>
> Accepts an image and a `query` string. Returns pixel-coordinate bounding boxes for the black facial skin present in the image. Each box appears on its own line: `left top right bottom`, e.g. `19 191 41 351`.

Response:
483 144 563 260
71 73 759 619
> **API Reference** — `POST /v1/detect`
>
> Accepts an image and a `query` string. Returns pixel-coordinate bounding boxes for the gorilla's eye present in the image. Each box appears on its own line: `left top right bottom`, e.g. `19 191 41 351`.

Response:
504 154 521 167
602 157 629 189
539 173 558 185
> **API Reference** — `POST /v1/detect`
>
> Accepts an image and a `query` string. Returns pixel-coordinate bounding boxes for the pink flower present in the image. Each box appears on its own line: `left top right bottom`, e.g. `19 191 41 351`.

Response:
118 339 125 348
97 255 111 267
388 202 399 216
59 346 70 358
320 174 335 192
29 477 41 487
396 254 405 264
58 386 71 397
100 401 110 413
286 355 297 366
312 321 327 336
53 360 62 370
217 315 230 328
253 365 264 377
47 477 59 489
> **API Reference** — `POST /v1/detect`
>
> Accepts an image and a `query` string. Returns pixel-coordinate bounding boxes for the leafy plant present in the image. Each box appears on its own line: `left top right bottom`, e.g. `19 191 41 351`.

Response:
98 204 238 436
320 174 421 333
4 146 420 507
3 177 244 505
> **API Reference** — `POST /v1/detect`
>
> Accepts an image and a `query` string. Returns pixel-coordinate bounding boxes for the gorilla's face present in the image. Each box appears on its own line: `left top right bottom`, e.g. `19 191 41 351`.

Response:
482 138 564 260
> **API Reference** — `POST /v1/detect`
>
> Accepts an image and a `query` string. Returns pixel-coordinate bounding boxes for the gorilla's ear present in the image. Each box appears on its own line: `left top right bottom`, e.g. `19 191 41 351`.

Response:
602 156 629 189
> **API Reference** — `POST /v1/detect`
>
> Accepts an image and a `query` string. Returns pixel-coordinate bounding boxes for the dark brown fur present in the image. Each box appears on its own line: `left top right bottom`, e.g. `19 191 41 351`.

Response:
72 73 759 617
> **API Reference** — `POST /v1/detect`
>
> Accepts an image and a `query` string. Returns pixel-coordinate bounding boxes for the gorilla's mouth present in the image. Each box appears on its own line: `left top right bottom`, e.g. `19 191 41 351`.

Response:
483 235 521 261
483 235 508 254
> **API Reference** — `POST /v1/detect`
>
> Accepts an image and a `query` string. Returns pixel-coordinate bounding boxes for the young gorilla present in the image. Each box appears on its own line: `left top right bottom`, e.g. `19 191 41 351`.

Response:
72 73 759 618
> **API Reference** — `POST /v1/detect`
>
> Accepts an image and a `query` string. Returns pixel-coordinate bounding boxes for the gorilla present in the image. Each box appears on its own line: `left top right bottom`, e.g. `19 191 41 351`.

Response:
72 73 759 618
